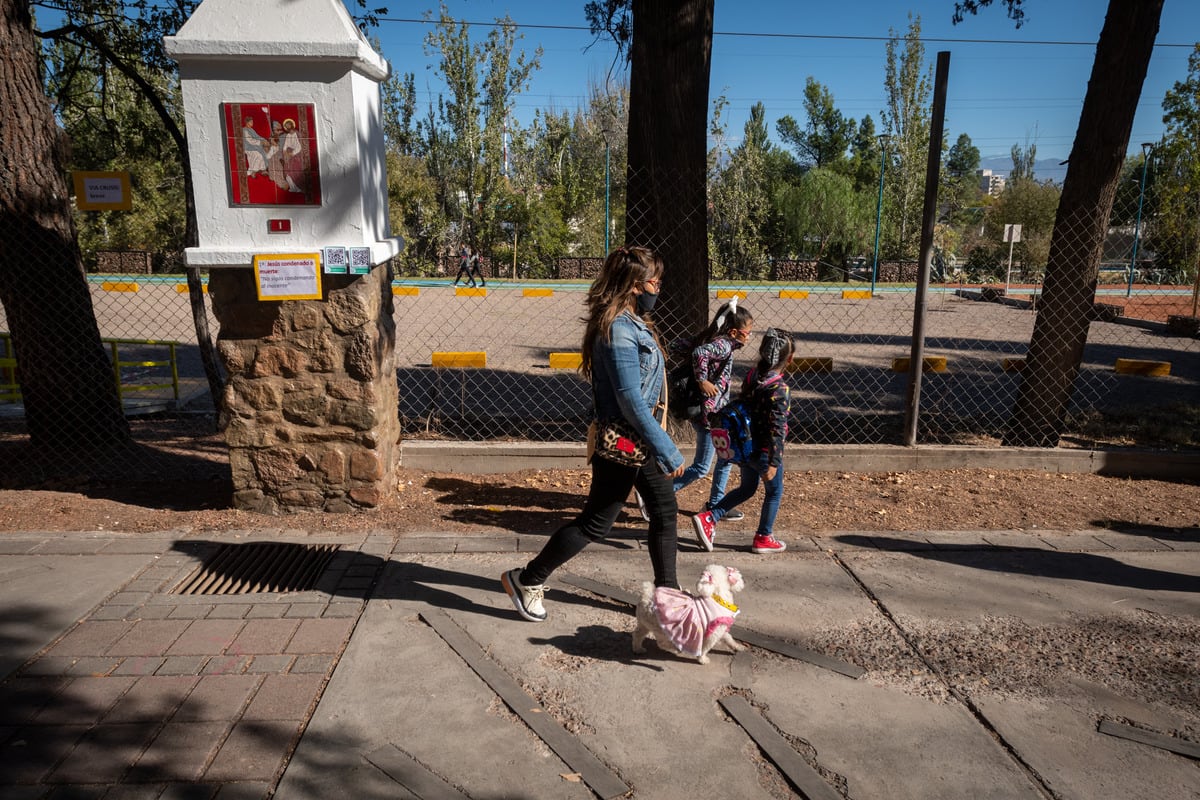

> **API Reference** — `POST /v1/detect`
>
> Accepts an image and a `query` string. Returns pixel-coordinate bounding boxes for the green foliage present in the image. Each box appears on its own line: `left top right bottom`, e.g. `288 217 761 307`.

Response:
969 177 1061 279
709 103 772 278
775 78 855 171
846 114 882 192
1009 139 1037 183
416 6 541 259
941 132 984 226
40 0 190 269
774 168 871 274
1146 43 1200 279
881 15 932 260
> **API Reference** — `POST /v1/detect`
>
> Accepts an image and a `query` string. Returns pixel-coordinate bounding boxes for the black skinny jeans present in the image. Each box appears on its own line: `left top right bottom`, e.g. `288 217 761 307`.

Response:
521 454 678 589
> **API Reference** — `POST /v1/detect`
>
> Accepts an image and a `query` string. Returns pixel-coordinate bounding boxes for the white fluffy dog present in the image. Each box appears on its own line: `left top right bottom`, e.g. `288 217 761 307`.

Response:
632 564 746 664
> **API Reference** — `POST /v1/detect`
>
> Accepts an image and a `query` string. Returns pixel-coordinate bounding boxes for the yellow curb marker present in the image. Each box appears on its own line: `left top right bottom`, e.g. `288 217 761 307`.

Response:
102 282 139 293
1114 358 1170 377
716 290 747 299
455 287 488 297
778 290 809 300
393 286 420 296
175 284 208 294
549 352 583 370
523 288 553 297
892 356 948 373
432 351 486 368
842 289 872 300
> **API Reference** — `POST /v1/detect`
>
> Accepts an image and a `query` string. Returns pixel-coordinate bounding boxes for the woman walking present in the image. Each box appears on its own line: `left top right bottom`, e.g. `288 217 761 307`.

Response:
502 246 685 622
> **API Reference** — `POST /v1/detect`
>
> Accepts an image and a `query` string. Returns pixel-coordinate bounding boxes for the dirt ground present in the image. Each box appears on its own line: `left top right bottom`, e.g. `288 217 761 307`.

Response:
1 465 1196 537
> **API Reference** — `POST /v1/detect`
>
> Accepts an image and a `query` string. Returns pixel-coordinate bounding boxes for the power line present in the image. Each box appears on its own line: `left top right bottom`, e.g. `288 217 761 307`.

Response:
377 17 1196 49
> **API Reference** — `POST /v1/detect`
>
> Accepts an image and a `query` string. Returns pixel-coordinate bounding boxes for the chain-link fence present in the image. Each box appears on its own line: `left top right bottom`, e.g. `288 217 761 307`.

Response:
1 164 1197 484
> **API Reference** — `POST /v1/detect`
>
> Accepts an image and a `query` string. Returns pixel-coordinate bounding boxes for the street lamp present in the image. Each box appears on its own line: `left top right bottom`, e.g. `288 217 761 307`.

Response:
870 135 889 297
1127 142 1153 298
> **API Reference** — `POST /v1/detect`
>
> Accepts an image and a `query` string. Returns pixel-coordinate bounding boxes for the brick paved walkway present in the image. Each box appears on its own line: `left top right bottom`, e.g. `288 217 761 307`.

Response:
0 532 391 799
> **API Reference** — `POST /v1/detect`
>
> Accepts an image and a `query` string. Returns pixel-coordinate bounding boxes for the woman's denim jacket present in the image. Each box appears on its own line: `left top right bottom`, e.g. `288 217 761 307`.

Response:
592 311 684 473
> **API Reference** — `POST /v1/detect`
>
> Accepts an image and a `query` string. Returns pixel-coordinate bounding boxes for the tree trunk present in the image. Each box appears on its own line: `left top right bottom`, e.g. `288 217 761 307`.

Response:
0 0 129 449
626 0 713 345
1004 0 1163 447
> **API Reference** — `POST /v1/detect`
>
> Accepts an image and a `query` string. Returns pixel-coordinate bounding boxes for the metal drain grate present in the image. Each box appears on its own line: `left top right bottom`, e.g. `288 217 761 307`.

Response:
173 542 340 595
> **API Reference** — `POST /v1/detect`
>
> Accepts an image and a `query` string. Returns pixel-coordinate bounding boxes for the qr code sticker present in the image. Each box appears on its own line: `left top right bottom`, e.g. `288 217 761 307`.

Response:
350 248 371 267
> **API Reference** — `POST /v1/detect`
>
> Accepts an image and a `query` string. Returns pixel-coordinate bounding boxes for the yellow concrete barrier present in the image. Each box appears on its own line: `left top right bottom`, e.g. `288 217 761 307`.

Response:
175 284 208 294
892 356 948 373
842 289 872 300
392 286 419 296
787 357 833 373
432 351 487 368
455 287 488 297
523 288 553 297
102 282 139 293
549 352 582 369
1001 358 1026 372
1114 358 1170 377
716 290 747 299
778 290 809 300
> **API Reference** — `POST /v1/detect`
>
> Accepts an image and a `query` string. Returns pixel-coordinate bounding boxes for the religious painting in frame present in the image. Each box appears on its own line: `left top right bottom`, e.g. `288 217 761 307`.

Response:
223 102 322 206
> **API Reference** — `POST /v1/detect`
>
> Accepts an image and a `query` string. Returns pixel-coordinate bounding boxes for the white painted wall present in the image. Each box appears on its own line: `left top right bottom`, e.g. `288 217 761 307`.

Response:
164 0 401 268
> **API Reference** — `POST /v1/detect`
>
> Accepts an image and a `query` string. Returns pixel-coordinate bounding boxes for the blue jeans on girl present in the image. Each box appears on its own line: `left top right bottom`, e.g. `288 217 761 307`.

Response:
707 452 784 537
672 418 733 507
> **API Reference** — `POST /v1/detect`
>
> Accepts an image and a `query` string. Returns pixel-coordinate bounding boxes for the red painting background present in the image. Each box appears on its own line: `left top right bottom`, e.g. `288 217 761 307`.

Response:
224 103 321 206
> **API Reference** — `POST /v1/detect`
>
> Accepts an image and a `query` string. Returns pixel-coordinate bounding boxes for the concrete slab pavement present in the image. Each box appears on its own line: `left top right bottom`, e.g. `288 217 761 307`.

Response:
0 528 1196 799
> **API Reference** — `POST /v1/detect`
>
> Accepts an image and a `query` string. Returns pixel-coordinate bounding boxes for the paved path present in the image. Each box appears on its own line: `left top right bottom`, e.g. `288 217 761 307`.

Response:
1 526 1197 799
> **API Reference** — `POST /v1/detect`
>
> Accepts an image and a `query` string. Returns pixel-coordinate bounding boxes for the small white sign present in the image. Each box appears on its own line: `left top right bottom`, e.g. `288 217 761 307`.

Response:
349 247 373 275
253 253 323 301
1003 224 1023 243
322 246 349 275
73 171 132 211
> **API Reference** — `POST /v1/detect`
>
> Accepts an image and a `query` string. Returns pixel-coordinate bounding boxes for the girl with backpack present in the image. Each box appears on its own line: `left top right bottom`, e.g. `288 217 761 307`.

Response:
691 327 794 554
668 298 754 520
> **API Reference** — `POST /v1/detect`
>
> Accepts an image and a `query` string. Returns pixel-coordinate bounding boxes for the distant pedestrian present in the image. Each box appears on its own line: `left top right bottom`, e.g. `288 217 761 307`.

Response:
468 249 486 287
692 328 794 555
669 297 755 521
501 245 685 622
453 244 475 287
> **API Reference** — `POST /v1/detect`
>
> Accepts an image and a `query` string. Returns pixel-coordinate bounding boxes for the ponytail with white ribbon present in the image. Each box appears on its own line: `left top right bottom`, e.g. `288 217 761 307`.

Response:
714 295 737 332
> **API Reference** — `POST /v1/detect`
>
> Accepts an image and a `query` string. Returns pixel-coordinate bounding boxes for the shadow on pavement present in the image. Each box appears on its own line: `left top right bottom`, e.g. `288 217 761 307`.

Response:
1089 521 1200 543
835 534 1200 593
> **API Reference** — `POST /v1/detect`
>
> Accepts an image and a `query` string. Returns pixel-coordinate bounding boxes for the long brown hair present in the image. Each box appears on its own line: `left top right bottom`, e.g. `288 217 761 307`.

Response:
580 245 664 379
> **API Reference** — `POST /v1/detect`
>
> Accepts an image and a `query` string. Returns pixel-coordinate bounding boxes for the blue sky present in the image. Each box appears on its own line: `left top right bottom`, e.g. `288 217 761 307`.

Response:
372 0 1198 169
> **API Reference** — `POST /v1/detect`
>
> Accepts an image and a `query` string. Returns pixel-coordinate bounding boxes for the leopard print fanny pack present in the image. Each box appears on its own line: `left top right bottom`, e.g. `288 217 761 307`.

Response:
588 417 649 467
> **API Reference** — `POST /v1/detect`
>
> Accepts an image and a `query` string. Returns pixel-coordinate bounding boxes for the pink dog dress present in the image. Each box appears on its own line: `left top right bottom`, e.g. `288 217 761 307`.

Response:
649 587 738 657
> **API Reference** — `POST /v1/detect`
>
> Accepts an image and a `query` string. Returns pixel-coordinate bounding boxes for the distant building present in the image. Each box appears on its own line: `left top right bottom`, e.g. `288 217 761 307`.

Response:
978 169 1006 196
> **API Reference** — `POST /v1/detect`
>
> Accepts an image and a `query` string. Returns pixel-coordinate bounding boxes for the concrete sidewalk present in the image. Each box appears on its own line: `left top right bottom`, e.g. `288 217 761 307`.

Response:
1 526 1197 799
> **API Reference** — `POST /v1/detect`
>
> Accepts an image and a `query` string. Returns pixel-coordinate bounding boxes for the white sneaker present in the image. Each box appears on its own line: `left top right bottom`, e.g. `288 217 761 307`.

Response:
634 490 651 522
501 569 547 622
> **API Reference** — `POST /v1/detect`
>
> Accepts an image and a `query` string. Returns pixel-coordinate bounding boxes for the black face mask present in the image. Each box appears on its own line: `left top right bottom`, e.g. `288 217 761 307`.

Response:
636 292 658 314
